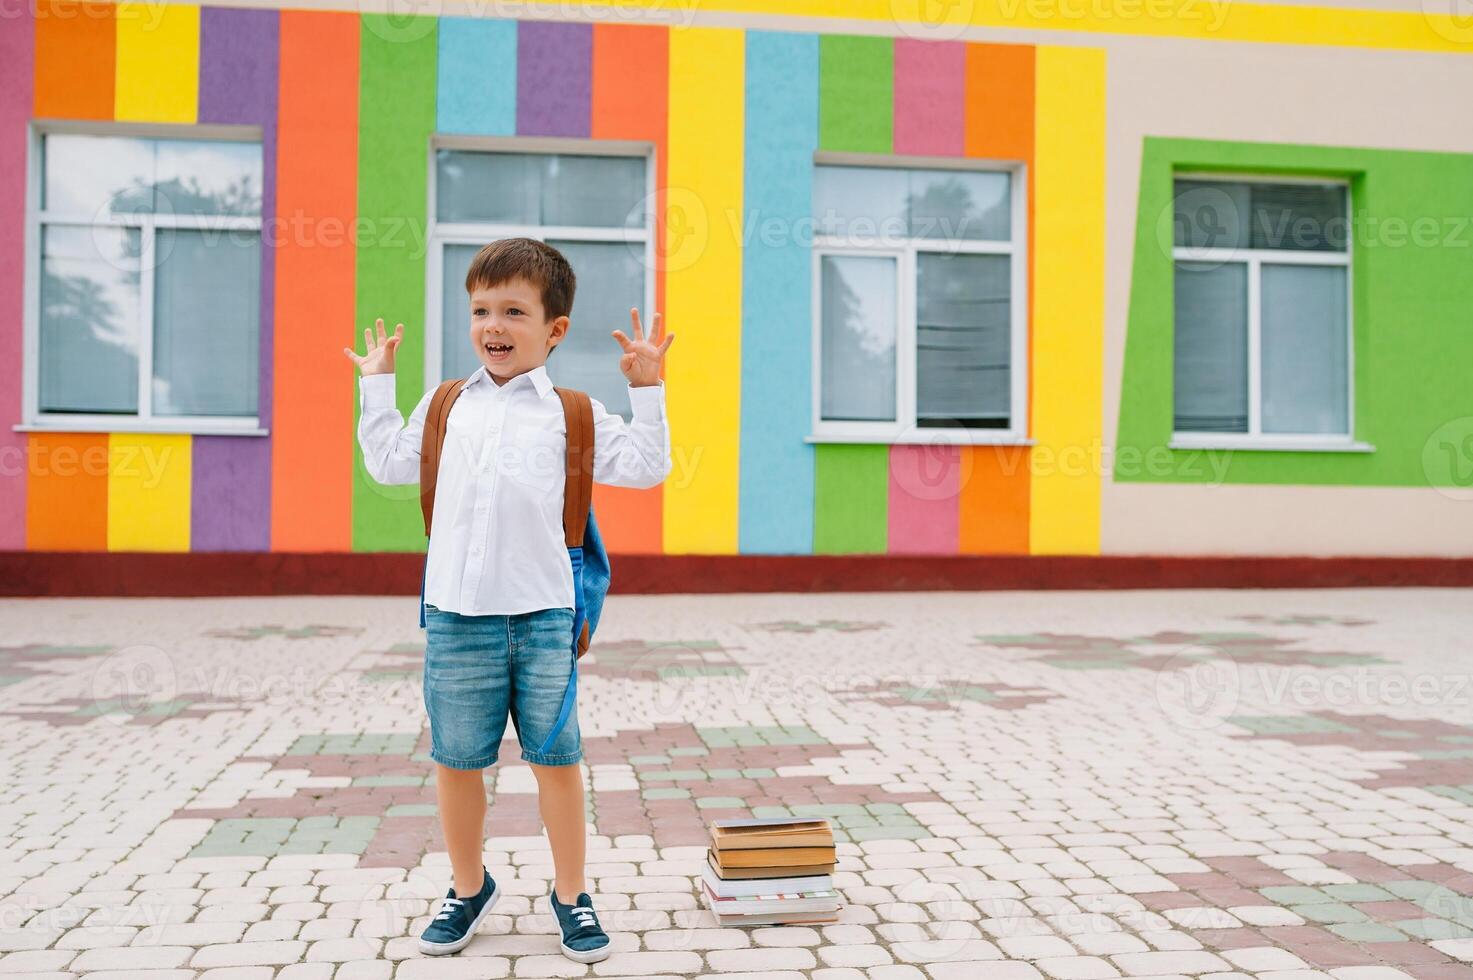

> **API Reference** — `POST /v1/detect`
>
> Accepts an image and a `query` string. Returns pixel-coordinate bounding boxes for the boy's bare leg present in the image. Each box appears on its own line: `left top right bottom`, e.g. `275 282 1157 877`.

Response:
530 762 587 901
435 763 488 897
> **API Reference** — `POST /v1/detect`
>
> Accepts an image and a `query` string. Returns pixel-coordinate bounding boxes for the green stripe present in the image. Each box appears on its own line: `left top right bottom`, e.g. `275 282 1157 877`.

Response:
812 37 892 553
818 35 892 154
813 444 889 553
352 17 438 552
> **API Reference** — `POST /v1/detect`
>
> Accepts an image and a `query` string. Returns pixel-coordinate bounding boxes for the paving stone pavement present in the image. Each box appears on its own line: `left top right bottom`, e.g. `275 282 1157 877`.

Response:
3 588 1473 980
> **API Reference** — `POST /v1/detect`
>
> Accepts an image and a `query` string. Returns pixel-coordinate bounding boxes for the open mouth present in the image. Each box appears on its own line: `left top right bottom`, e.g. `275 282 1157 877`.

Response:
484 341 513 361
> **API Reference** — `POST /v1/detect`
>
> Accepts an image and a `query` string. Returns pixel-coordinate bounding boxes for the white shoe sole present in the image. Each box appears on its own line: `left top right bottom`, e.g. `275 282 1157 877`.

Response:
559 937 612 963
419 881 500 956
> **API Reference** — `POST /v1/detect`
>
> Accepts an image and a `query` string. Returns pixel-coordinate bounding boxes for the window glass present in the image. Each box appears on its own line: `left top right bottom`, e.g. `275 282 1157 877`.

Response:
39 225 142 414
814 166 1009 242
1173 260 1249 433
43 134 261 217
153 228 262 416
436 150 645 228
1173 179 1347 252
546 239 643 418
819 254 897 422
1261 263 1349 434
916 252 1010 428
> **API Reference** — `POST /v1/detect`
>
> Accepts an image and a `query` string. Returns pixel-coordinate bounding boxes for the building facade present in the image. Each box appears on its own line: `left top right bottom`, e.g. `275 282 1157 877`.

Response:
3 0 1471 571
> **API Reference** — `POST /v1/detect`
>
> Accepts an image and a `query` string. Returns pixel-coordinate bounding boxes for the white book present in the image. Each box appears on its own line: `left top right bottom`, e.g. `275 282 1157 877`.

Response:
701 881 840 917
701 865 834 899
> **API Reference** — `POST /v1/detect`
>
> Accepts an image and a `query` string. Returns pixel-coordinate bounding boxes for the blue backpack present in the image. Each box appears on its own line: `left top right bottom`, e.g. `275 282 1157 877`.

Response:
418 379 610 755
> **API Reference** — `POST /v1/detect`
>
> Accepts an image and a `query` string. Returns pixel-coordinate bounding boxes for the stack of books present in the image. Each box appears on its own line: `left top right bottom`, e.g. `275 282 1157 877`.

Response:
702 817 841 926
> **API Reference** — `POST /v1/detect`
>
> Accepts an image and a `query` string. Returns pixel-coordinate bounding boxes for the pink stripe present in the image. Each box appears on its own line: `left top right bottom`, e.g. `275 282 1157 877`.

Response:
0 4 34 548
893 38 965 157
888 444 961 554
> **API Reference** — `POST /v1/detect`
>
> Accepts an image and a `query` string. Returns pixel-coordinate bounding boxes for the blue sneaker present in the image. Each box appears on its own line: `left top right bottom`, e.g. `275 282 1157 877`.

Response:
418 867 499 955
549 887 611 963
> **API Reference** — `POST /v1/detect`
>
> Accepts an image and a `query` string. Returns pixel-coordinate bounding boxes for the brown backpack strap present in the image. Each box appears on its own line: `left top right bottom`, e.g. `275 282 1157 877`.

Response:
420 378 468 538
555 387 595 548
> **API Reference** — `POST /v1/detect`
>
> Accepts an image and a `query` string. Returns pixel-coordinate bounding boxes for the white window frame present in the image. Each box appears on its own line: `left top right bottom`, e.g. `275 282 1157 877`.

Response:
17 120 268 437
424 134 657 408
807 152 1031 447
1169 171 1373 454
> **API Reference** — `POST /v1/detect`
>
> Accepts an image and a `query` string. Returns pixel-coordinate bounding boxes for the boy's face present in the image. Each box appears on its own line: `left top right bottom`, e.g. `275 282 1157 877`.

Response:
467 276 569 384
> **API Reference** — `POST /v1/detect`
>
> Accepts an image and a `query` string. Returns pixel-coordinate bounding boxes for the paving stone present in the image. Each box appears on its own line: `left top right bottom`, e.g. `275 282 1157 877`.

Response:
6 593 1473 979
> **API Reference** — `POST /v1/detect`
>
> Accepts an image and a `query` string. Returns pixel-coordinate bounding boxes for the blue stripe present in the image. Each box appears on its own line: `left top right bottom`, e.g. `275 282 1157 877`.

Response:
436 18 517 135
739 31 819 554
418 551 428 629
536 544 584 757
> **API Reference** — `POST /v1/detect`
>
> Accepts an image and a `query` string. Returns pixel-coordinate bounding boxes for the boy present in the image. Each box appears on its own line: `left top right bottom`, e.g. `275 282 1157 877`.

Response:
343 238 675 960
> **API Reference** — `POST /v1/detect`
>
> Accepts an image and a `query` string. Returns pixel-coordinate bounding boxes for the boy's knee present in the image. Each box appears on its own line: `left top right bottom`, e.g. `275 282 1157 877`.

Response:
528 759 583 776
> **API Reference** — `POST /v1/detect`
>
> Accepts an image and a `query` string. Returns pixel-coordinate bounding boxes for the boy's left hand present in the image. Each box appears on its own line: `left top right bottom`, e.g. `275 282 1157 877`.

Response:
611 308 674 388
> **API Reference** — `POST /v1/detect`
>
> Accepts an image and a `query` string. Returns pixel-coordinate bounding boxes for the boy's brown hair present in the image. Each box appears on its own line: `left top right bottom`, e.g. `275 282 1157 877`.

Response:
464 237 577 321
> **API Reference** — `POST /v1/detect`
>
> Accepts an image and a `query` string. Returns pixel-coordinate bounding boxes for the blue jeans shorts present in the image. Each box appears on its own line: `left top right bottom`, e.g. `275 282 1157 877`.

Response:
422 604 581 769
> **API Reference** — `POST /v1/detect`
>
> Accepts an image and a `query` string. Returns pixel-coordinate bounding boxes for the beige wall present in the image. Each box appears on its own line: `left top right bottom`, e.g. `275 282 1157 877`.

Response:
1100 39 1473 556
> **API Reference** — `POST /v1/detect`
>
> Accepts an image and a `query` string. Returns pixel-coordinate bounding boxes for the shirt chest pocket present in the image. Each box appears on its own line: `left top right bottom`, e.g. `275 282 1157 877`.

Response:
496 420 565 496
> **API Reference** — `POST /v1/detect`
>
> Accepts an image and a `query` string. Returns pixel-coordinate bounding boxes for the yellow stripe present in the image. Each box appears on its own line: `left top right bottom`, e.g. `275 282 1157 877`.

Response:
115 2 199 123
663 26 744 554
515 0 1464 53
108 433 192 552
1029 45 1104 556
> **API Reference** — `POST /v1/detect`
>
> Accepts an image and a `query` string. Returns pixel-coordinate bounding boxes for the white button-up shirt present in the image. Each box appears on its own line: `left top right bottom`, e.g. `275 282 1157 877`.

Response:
357 364 670 616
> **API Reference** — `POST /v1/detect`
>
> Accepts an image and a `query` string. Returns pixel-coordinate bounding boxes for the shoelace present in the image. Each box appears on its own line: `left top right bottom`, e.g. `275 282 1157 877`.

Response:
435 896 465 921
571 905 598 929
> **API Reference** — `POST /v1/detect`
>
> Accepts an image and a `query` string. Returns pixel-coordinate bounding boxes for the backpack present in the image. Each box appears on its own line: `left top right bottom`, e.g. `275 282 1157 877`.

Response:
417 377 611 756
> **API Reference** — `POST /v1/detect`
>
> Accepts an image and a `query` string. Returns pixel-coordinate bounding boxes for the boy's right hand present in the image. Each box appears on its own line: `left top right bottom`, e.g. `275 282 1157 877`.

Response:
344 318 403 376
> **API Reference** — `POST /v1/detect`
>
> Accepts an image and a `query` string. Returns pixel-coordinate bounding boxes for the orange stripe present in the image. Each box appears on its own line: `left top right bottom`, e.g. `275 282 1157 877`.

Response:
963 42 1033 162
270 11 358 551
961 44 1035 552
26 433 109 550
958 445 1030 554
590 22 668 554
34 0 115 119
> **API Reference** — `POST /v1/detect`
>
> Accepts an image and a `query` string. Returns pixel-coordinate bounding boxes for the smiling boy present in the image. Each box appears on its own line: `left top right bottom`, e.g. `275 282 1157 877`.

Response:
343 238 674 960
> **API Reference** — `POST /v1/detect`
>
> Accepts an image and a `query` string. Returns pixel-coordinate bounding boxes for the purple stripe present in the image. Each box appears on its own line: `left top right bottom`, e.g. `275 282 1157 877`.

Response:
516 21 591 137
0 1 34 548
193 8 279 551
189 437 273 550
198 7 277 126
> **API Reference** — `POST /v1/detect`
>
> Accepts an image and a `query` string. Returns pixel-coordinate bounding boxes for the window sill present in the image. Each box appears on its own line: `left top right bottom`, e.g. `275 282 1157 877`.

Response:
806 432 1035 447
1169 434 1374 453
15 422 270 437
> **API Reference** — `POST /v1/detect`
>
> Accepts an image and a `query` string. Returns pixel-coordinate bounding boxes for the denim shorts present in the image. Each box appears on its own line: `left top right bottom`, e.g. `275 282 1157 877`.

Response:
422 604 581 768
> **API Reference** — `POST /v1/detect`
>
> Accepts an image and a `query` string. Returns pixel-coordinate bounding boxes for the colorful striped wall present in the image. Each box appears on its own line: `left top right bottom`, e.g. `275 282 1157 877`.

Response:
11 3 1105 557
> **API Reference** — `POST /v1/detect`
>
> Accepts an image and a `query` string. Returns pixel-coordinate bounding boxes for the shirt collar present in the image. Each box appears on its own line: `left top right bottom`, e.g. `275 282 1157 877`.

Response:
464 363 556 399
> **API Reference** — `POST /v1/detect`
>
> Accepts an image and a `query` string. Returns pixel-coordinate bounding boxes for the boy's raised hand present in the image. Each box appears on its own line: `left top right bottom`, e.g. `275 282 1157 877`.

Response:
344 318 403 376
611 308 674 388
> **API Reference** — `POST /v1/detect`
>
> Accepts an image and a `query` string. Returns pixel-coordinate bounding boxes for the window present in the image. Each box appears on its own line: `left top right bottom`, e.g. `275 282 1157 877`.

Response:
428 140 653 419
1171 176 1353 444
26 128 264 432
810 160 1027 444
